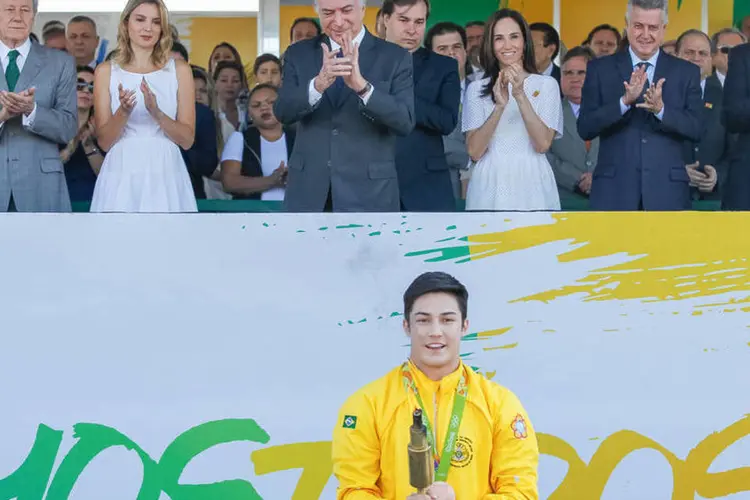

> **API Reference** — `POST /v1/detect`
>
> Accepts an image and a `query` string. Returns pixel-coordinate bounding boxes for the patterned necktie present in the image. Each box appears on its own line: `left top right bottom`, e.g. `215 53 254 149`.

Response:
636 61 651 102
329 48 345 106
5 49 20 92
585 140 591 152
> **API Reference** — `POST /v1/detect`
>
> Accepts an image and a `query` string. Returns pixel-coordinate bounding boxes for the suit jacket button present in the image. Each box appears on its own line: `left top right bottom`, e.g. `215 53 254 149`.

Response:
586 160 593 166
327 161 332 167
332 129 339 135
641 138 647 144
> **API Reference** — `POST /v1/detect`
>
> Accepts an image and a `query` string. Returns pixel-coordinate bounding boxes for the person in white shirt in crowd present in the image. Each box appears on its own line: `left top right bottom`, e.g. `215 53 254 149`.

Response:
220 83 291 200
41 20 66 51
66 16 99 68
0 0 77 212
426 21 471 200
463 8 563 211
206 59 246 200
711 28 746 87
91 0 197 212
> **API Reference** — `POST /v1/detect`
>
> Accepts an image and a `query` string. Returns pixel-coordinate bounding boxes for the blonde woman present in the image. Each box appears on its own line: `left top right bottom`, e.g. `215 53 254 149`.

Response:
91 0 197 212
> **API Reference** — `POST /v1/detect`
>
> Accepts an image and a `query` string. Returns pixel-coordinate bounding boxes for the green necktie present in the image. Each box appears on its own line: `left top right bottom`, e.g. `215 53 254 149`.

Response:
5 50 20 92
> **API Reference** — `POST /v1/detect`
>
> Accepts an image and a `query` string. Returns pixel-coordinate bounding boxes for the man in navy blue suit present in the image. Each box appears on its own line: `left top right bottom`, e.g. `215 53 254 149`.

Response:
578 0 702 211
383 0 460 211
722 42 750 209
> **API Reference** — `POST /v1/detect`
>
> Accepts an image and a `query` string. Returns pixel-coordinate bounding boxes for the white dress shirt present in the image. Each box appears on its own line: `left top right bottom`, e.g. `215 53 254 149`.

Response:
619 47 664 120
716 71 726 87
700 78 706 99
540 62 554 77
0 38 37 128
308 27 374 106
569 100 581 119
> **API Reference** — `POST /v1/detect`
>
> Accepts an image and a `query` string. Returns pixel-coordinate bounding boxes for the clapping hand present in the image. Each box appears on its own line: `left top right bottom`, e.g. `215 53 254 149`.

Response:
622 65 648 106
118 83 136 114
340 32 367 92
314 43 353 93
493 73 509 108
636 78 665 114
0 87 36 117
140 78 161 118
271 161 288 187
505 64 528 98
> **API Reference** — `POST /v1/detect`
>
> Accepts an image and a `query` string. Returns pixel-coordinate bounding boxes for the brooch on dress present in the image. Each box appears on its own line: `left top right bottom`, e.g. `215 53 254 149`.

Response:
532 90 540 97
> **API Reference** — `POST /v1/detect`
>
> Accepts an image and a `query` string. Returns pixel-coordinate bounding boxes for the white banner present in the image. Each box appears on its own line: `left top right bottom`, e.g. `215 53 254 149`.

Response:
0 212 749 499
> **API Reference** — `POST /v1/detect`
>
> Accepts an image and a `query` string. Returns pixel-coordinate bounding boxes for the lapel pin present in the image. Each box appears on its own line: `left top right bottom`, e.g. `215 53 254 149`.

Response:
705 102 713 109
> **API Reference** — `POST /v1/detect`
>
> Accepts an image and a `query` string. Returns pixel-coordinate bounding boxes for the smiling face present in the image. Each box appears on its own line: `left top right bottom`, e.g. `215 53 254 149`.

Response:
317 0 365 47
404 292 468 376
626 6 666 60
384 0 428 53
493 16 525 67
127 2 162 52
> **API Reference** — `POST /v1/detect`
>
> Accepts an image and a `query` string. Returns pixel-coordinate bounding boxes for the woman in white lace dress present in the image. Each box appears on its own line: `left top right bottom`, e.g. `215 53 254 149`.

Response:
91 0 197 212
463 9 563 211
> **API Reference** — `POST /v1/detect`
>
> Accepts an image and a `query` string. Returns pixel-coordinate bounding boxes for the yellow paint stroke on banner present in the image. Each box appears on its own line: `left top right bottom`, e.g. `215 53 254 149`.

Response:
408 213 750 308
251 415 750 498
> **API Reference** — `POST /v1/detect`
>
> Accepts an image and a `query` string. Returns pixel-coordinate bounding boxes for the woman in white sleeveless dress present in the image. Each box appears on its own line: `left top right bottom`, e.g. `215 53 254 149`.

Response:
91 0 197 213
462 9 563 211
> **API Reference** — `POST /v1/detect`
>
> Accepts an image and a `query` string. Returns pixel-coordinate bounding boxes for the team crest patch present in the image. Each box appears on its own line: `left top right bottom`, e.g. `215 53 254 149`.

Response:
450 436 474 468
511 414 528 439
342 415 357 429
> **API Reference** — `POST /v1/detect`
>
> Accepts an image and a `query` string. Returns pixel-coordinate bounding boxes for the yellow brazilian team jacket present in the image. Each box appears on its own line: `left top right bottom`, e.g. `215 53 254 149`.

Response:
332 360 538 499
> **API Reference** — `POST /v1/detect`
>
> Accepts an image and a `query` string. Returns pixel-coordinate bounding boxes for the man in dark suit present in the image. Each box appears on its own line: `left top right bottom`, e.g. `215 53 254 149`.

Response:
275 0 415 212
578 0 702 211
383 0 459 211
530 22 561 87
721 42 750 209
182 102 218 199
675 29 726 200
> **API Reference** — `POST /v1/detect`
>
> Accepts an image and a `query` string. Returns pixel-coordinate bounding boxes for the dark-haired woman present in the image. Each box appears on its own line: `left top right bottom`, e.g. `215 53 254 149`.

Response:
462 9 563 211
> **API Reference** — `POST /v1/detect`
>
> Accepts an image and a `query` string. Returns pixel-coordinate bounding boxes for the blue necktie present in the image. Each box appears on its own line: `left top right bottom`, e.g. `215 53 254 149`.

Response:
636 62 651 102
329 49 345 106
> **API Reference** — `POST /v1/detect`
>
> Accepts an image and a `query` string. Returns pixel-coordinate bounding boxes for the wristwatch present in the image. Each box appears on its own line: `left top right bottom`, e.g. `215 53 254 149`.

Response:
86 146 101 157
356 82 372 97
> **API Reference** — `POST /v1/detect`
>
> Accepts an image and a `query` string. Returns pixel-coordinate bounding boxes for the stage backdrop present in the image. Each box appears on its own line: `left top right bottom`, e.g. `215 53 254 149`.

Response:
1 213 749 499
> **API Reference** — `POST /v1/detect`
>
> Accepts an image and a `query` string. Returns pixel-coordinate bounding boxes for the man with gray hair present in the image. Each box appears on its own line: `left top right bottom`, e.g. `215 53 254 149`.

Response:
0 0 77 211
578 0 702 211
275 0 415 212
711 27 746 87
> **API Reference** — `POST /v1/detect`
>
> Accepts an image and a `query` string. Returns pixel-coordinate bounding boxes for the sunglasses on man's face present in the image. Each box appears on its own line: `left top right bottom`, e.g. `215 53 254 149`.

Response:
718 46 732 55
77 80 94 93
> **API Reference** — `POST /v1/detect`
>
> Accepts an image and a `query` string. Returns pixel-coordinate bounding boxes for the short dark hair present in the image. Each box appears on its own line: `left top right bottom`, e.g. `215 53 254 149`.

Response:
253 53 281 76
42 20 65 41
381 0 431 20
213 60 246 86
529 22 561 60
171 41 189 62
562 45 595 65
404 272 468 322
76 65 95 77
68 15 97 31
583 24 621 46
675 29 710 54
191 65 209 84
465 20 485 29
289 17 321 41
248 83 279 101
425 21 467 51
30 32 39 43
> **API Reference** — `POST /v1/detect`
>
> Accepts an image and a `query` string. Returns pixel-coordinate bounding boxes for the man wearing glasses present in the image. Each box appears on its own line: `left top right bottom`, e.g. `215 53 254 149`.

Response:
711 28 746 87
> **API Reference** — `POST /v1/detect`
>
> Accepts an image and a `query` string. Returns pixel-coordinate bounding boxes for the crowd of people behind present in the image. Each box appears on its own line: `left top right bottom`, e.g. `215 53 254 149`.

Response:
2 0 750 212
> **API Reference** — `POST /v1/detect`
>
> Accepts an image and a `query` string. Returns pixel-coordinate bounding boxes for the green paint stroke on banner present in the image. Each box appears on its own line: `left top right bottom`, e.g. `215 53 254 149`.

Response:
428 0 499 28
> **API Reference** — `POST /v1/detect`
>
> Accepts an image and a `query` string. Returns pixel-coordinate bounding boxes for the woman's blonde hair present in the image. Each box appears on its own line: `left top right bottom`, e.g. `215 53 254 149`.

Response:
114 0 172 68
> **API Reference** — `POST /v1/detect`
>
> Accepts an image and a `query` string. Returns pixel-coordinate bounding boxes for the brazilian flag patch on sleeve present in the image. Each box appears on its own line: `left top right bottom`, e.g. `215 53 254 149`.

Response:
342 415 357 429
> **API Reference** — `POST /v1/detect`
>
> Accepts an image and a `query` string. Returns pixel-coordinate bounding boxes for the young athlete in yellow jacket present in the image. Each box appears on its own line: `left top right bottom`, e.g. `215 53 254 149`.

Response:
332 272 538 500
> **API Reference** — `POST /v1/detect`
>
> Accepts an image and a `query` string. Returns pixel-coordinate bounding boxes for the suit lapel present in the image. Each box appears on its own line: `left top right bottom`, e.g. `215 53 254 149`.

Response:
561 99 577 140
617 50 634 83
15 41 44 92
653 50 668 86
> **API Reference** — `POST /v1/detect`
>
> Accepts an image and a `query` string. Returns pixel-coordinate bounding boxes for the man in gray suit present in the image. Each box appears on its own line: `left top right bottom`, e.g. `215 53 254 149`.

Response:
275 0 415 212
0 0 77 212
546 46 599 207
